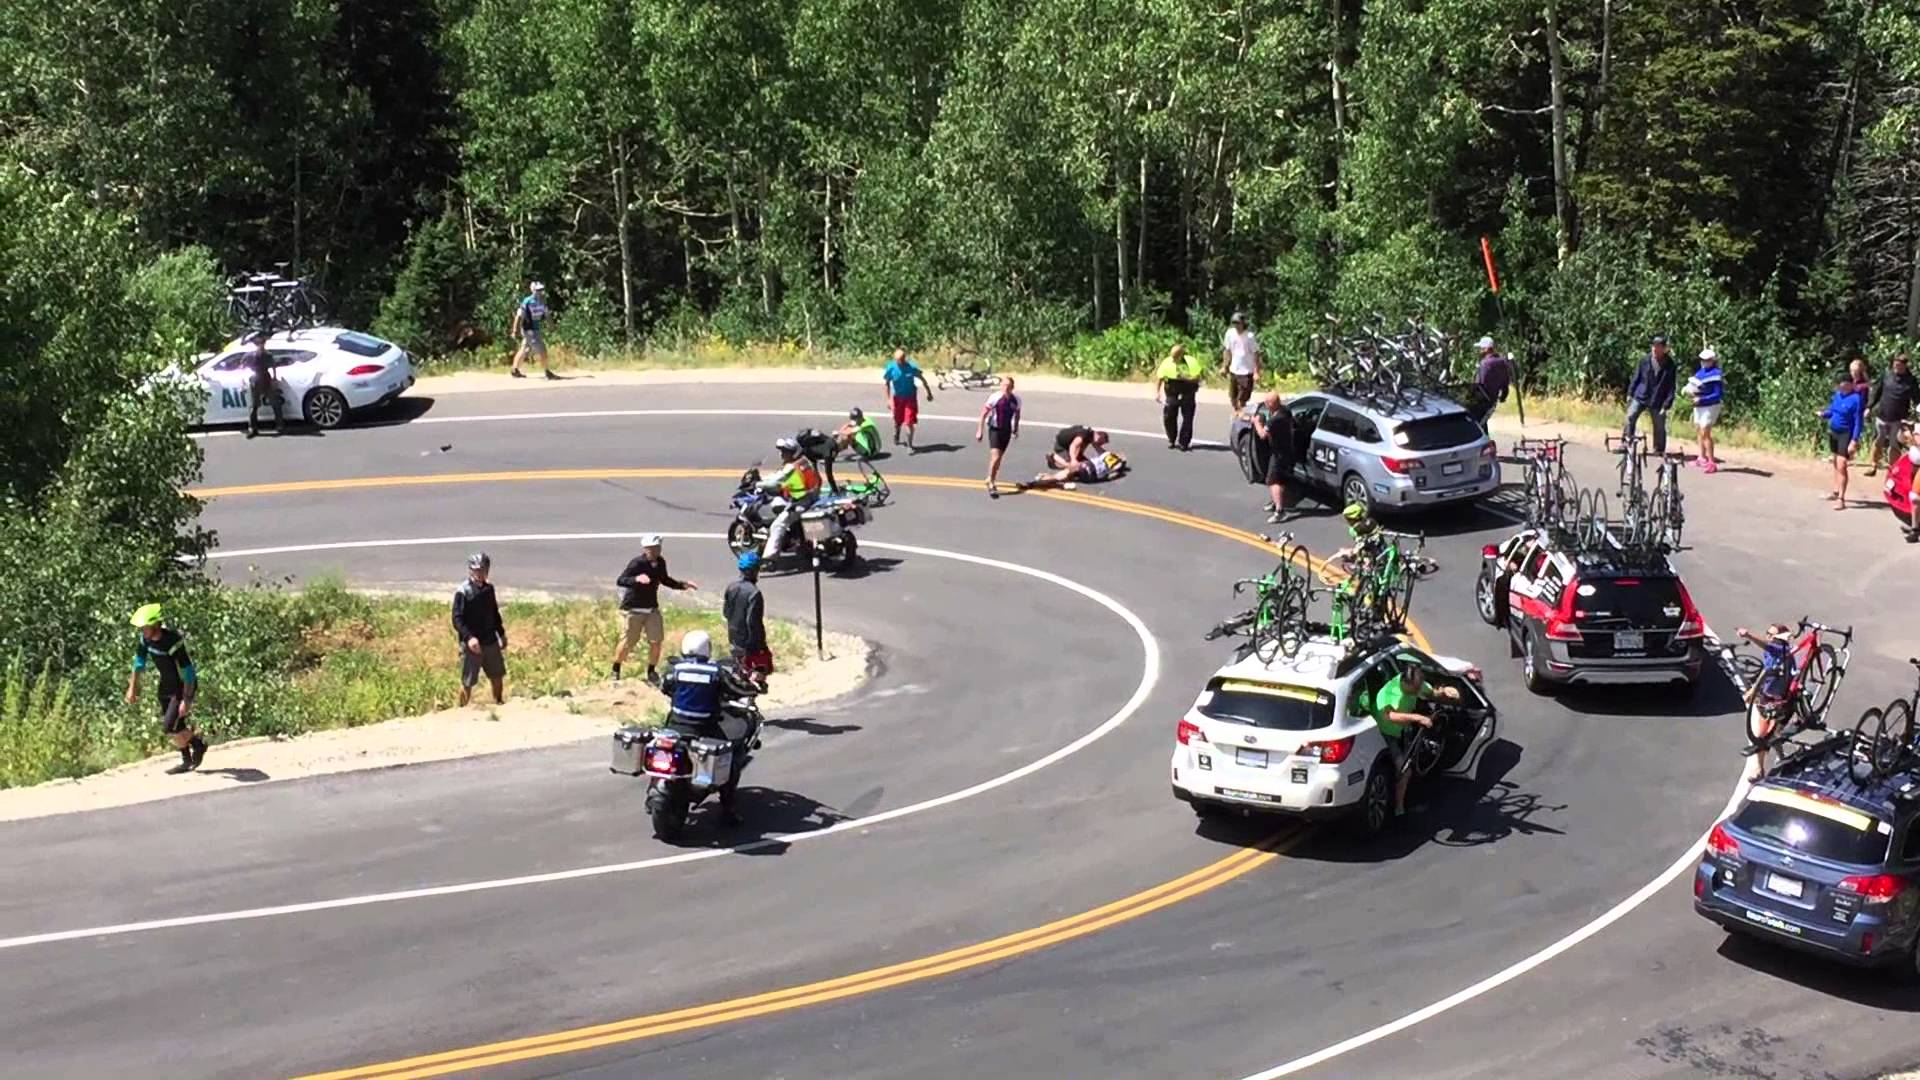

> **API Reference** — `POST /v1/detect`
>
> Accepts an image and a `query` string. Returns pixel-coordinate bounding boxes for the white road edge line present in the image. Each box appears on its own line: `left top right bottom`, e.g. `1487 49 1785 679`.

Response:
190 408 1229 448
1235 627 1752 1079
0 533 1160 951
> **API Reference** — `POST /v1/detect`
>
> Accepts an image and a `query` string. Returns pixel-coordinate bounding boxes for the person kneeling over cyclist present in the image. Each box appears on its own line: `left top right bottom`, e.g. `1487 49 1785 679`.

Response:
1364 661 1461 817
1025 446 1129 490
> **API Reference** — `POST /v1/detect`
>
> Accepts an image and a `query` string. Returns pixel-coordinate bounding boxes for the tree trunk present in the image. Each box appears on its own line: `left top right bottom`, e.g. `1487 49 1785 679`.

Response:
1114 190 1131 323
822 173 834 291
1595 0 1613 138
1906 223 1920 342
758 169 774 318
725 167 744 289
1136 154 1149 302
1093 249 1105 330
613 133 635 346
1181 134 1195 299
1546 0 1574 264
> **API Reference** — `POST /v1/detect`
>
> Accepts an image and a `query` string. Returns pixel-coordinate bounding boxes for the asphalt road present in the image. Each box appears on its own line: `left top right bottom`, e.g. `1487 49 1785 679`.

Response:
4 378 1917 1080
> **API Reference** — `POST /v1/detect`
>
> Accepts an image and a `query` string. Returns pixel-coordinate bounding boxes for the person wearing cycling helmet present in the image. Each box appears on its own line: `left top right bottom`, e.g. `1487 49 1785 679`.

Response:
125 603 207 774
658 629 757 825
761 437 823 560
836 407 882 460
724 550 774 684
452 551 507 706
612 534 697 685
1331 502 1382 566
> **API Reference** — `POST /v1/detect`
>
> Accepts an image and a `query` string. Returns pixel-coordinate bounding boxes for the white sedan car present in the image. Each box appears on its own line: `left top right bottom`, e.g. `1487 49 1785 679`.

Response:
174 327 416 430
1170 636 1498 835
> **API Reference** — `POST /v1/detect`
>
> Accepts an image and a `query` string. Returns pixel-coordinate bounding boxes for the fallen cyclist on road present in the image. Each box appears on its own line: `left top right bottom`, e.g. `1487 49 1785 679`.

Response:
1023 446 1130 490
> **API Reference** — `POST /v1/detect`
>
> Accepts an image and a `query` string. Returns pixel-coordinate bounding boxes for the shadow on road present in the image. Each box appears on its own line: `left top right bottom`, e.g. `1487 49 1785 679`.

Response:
904 442 965 455
717 786 853 855
199 767 270 783
1712 932 1920 1012
765 715 862 737
373 396 437 424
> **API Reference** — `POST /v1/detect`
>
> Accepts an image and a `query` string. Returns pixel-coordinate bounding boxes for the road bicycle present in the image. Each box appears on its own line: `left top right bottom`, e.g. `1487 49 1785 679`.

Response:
1328 529 1435 642
835 456 891 508
223 267 330 334
934 344 996 391
1642 453 1686 549
1732 617 1853 754
1513 437 1573 528
1204 533 1319 661
1848 659 1920 779
1605 433 1647 500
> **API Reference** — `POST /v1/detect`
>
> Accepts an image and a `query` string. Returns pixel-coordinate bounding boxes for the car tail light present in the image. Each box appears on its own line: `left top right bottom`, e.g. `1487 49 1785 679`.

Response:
1862 931 1877 954
1839 874 1908 903
1177 718 1207 746
1480 442 1498 459
1694 873 1706 898
346 363 384 376
1545 584 1582 641
1705 823 1740 858
1675 581 1705 640
1381 457 1422 475
1301 736 1354 764
1481 544 1499 558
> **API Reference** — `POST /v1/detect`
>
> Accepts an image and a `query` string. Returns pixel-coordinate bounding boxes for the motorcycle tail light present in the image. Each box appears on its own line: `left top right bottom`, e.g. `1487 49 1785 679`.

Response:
647 749 677 772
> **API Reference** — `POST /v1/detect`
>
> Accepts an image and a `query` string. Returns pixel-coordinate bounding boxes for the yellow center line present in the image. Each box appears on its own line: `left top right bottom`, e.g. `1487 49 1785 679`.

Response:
190 469 1428 1076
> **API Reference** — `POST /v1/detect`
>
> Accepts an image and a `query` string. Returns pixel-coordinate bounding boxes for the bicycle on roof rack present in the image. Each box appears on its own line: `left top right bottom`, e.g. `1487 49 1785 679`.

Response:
1847 658 1920 779
1306 313 1463 413
222 266 330 335
1328 528 1437 643
1513 436 1574 529
1203 532 1321 662
1718 617 1853 757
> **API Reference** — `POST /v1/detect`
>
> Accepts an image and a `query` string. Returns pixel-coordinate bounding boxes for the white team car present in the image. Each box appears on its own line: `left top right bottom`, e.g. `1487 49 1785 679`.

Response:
1170 636 1498 835
165 327 416 430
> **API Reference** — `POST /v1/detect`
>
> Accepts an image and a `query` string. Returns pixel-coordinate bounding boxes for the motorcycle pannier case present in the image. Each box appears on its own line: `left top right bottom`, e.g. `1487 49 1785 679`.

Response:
799 507 844 543
690 738 735 789
609 726 649 775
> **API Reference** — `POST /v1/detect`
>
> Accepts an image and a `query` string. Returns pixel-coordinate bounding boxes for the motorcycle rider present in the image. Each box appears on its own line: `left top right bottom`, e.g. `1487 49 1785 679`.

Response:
761 436 823 559
658 629 756 826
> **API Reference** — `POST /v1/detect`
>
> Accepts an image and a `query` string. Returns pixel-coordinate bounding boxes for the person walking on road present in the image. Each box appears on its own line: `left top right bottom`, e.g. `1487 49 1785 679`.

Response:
1154 343 1207 451
724 551 773 686
1867 354 1916 477
1623 334 1678 455
245 331 284 439
1683 348 1725 473
1469 336 1511 429
125 603 207 774
1251 391 1296 523
882 348 934 450
510 281 556 380
1221 312 1262 413
1820 370 1866 508
977 376 1021 498
453 552 508 706
612 534 698 685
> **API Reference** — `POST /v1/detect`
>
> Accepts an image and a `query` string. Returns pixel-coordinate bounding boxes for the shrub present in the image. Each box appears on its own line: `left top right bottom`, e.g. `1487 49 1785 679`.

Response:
1062 319 1184 380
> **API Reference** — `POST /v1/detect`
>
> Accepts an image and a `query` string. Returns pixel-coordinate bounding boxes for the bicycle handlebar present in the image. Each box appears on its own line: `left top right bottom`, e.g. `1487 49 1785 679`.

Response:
1797 616 1854 643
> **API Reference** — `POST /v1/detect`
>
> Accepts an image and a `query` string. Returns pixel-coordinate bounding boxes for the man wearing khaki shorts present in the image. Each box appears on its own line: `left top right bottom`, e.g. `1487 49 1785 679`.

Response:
613 534 697 685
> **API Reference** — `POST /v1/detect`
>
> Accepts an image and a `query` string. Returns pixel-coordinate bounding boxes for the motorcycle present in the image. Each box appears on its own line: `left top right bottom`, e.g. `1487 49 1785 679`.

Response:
611 678 765 841
727 464 867 569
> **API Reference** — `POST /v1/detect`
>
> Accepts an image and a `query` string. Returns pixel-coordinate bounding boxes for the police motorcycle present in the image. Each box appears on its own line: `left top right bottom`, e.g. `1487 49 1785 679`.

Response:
726 440 867 570
610 631 766 841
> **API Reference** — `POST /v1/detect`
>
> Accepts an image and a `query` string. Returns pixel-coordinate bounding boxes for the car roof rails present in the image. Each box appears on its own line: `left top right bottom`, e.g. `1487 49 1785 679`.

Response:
1769 734 1920 812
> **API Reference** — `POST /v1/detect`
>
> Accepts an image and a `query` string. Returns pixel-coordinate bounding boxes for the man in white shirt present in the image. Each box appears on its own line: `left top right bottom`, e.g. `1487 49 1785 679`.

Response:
1221 312 1262 412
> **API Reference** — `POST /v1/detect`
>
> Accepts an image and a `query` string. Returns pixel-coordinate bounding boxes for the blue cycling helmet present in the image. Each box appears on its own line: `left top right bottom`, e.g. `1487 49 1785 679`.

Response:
737 550 762 572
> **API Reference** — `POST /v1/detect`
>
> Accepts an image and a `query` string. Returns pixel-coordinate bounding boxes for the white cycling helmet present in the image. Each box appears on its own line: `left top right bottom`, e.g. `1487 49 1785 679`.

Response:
681 629 712 659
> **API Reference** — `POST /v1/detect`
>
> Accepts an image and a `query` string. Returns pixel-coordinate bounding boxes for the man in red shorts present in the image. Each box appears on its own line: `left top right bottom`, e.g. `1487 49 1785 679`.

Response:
882 347 934 450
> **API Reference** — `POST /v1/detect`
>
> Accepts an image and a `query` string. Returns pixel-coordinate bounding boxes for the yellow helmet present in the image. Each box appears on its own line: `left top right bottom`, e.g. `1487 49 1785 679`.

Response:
130 602 164 628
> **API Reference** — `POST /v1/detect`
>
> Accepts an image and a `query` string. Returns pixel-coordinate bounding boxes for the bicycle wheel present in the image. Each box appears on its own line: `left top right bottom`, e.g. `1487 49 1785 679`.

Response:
1886 698 1915 759
1586 489 1611 548
1665 489 1685 548
1523 468 1545 526
1798 644 1842 725
1851 706 1898 777
1283 543 1316 596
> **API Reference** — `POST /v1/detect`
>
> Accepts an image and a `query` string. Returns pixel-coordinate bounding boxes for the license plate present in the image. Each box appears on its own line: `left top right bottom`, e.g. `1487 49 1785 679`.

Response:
1236 747 1268 769
1615 631 1644 652
1442 461 1464 476
1216 787 1279 804
1767 872 1804 900
1291 766 1309 784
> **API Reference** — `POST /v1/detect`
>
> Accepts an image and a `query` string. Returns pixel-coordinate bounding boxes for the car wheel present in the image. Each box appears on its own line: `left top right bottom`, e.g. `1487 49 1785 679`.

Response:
1340 473 1371 514
1235 433 1254 483
303 386 349 430
1352 760 1394 838
1475 571 1500 626
1523 632 1549 694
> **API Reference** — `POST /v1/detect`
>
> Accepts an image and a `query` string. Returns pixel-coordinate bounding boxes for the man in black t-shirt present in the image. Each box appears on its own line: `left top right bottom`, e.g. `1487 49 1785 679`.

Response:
125 603 207 774
1251 392 1296 523
611 534 697 684
245 332 284 439
453 552 508 706
1049 426 1107 469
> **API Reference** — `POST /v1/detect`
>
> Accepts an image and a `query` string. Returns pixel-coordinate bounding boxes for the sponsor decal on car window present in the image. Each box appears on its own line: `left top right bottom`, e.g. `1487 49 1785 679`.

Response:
1748 786 1874 832
1219 680 1326 703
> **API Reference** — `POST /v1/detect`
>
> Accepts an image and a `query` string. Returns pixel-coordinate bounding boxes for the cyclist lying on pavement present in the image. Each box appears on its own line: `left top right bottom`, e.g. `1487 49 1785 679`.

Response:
1024 447 1130 490
1360 661 1462 816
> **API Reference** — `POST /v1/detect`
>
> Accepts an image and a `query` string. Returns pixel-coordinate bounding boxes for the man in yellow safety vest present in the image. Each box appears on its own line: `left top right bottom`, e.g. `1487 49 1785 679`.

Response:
762 436 823 557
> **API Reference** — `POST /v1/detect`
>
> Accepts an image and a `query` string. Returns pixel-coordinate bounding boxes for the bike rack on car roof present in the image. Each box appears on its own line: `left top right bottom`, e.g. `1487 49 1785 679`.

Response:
1770 733 1920 810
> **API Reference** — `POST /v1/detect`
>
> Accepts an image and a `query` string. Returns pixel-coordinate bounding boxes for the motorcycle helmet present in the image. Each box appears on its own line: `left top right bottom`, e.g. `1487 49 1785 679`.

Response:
681 629 712 659
468 551 491 571
849 407 864 421
775 436 801 459
737 550 762 573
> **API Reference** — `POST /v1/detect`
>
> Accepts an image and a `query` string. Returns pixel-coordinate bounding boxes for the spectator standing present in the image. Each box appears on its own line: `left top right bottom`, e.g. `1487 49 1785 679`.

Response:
1623 334 1678 455
1154 343 1207 451
453 552 507 706
1820 370 1866 508
510 281 555 380
1867 354 1916 477
976 376 1021 498
245 331 284 439
1682 348 1725 473
611 534 697 684
723 551 773 684
124 603 207 774
882 348 934 450
1251 391 1296 523
1470 336 1512 428
1220 312 1263 413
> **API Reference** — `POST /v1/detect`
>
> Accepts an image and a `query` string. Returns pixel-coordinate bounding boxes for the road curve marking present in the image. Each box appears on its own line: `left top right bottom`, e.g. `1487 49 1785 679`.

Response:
186 470 1430 652
0 535 1157 951
294 830 1305 1080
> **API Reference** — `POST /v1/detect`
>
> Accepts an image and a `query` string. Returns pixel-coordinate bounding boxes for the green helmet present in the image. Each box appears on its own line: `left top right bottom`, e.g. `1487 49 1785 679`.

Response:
1341 502 1368 524
130 602 164 628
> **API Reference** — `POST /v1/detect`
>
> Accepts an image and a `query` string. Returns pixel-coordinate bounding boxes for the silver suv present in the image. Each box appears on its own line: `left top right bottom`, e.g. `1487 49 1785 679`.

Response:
1232 390 1500 513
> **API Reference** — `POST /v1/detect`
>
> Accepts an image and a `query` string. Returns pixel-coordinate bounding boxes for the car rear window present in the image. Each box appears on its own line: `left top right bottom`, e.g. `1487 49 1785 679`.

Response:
333 331 392 357
1393 414 1483 450
1734 788 1890 865
1196 680 1335 731
1574 577 1683 624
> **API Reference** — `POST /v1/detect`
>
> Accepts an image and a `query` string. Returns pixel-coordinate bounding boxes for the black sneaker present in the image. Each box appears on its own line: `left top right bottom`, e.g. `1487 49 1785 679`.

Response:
245 428 258 440
544 371 560 381
645 667 660 686
166 760 193 775
611 664 622 681
511 369 527 379
188 737 206 769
